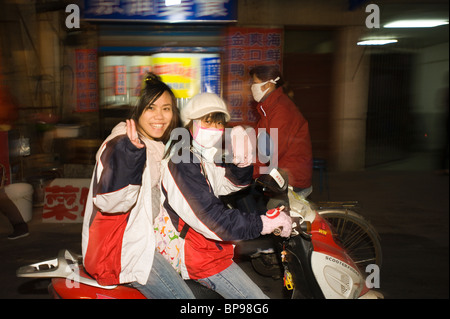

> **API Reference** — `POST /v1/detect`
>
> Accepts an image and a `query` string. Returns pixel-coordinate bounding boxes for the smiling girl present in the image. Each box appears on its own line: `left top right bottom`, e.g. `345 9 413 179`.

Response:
82 73 194 299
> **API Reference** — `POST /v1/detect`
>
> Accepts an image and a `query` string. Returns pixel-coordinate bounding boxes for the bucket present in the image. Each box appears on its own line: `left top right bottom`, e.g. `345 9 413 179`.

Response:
4 183 34 222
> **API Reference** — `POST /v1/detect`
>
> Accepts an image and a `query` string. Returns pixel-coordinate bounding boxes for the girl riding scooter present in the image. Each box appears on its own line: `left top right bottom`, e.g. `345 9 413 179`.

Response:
81 73 194 299
158 92 292 299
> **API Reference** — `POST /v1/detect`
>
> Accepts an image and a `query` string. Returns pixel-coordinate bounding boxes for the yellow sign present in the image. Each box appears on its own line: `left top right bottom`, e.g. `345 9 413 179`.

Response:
151 57 200 98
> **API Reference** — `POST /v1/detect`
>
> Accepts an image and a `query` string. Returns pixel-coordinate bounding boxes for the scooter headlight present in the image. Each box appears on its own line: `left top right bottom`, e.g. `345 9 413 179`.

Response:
323 266 353 298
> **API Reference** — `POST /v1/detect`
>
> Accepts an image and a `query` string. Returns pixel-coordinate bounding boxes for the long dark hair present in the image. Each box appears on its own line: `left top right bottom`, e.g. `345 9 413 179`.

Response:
130 72 180 144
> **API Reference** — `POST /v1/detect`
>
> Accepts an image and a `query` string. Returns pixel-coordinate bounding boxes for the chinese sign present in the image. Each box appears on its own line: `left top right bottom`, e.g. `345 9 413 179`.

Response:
152 55 200 98
201 57 221 95
223 27 283 126
114 65 127 95
98 54 219 106
84 0 237 23
43 179 90 223
75 49 98 112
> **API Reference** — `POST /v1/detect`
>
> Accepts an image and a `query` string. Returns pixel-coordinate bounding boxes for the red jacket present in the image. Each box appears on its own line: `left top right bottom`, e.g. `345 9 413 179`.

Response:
253 87 313 189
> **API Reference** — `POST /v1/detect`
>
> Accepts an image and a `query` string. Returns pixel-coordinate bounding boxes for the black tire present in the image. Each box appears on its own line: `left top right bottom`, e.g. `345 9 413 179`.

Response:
250 252 283 279
318 210 382 273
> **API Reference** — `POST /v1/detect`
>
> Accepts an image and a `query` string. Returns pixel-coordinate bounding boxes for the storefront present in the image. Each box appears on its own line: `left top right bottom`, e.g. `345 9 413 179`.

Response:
81 0 283 136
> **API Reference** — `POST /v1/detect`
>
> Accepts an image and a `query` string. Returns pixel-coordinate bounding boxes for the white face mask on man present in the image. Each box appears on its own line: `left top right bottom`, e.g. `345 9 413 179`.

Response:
251 77 280 102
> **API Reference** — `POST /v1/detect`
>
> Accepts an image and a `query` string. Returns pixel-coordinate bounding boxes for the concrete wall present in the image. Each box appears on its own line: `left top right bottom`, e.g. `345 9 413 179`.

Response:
330 27 370 171
238 0 366 27
411 42 449 151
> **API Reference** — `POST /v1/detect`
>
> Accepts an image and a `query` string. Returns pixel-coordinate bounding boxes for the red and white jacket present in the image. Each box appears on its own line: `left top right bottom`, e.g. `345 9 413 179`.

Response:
161 146 263 280
82 122 165 286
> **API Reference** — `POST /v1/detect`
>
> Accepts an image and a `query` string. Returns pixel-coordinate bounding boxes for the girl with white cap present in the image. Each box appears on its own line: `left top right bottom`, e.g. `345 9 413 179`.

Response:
159 92 292 299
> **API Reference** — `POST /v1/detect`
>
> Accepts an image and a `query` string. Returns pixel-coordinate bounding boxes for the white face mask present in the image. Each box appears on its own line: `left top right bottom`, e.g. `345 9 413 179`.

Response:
251 81 270 103
251 77 280 102
192 122 224 149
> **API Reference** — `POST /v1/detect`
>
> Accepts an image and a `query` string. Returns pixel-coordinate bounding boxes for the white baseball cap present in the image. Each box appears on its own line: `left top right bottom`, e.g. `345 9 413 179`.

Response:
181 93 231 126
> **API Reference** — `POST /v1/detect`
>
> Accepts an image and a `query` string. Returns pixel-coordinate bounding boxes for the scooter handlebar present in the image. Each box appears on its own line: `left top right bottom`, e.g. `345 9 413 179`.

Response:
266 206 289 236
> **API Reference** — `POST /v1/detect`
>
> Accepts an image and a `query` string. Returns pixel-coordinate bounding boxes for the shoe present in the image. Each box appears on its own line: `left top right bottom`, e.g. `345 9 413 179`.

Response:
8 224 29 240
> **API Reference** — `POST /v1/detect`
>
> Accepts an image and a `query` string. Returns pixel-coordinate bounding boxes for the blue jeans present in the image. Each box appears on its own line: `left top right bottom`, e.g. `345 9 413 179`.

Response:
196 262 269 299
131 251 195 299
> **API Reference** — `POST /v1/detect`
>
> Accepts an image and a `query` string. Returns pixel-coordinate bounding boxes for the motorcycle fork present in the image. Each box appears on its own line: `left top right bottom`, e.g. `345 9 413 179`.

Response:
282 236 325 299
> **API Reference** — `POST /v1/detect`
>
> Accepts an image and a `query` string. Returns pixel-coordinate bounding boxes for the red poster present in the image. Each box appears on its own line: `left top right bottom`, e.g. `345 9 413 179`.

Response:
131 66 152 96
75 49 98 112
223 27 283 127
114 65 127 95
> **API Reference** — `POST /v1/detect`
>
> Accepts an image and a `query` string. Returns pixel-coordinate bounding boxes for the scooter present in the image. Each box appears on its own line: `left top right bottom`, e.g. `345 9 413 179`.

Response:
249 168 383 299
16 245 226 299
16 168 383 299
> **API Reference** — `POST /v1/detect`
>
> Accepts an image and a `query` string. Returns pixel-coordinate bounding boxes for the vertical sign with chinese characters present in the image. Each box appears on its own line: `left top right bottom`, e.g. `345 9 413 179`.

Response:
114 65 127 95
223 27 283 127
75 49 98 112
201 57 221 95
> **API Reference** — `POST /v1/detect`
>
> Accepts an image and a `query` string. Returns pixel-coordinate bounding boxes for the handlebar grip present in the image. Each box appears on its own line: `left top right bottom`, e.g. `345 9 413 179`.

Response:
266 205 285 219
267 206 286 236
273 227 282 236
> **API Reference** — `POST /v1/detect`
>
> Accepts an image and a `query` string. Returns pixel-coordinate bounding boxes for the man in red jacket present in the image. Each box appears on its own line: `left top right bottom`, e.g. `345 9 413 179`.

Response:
250 64 313 197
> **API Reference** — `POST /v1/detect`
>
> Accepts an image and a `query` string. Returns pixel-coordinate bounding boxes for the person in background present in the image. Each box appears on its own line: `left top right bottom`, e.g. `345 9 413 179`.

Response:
250 64 313 199
0 168 29 240
159 92 292 299
81 73 194 299
0 85 29 240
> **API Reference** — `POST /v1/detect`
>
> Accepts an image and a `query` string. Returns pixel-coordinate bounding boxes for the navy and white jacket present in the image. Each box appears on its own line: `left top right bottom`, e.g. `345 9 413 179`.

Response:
161 144 263 280
82 122 165 286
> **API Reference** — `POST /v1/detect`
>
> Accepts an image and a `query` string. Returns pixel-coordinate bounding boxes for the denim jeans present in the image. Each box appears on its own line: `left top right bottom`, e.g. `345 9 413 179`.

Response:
131 251 195 299
196 262 269 299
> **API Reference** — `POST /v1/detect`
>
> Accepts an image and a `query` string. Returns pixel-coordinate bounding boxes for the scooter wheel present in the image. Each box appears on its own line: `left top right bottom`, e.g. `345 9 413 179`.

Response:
251 253 283 279
319 210 383 272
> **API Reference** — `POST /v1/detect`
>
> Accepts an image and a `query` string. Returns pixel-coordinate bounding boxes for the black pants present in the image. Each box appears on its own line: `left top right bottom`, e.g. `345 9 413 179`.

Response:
0 187 27 228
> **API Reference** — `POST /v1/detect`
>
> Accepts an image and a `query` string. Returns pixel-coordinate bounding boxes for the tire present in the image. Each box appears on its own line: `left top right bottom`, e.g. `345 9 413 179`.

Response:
318 210 382 273
250 252 283 279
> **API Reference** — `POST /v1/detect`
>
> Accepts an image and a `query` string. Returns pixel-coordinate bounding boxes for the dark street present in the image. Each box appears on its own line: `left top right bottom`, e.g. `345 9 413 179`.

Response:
1 152 448 299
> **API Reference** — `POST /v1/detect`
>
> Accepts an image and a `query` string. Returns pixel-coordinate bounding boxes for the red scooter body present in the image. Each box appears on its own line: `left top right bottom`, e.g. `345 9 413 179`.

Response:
16 249 147 299
49 270 146 299
308 212 371 298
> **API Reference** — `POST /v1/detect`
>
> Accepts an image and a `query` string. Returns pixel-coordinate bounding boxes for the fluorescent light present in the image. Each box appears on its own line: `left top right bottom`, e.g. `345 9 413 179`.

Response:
357 39 398 46
165 0 181 6
384 20 449 28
